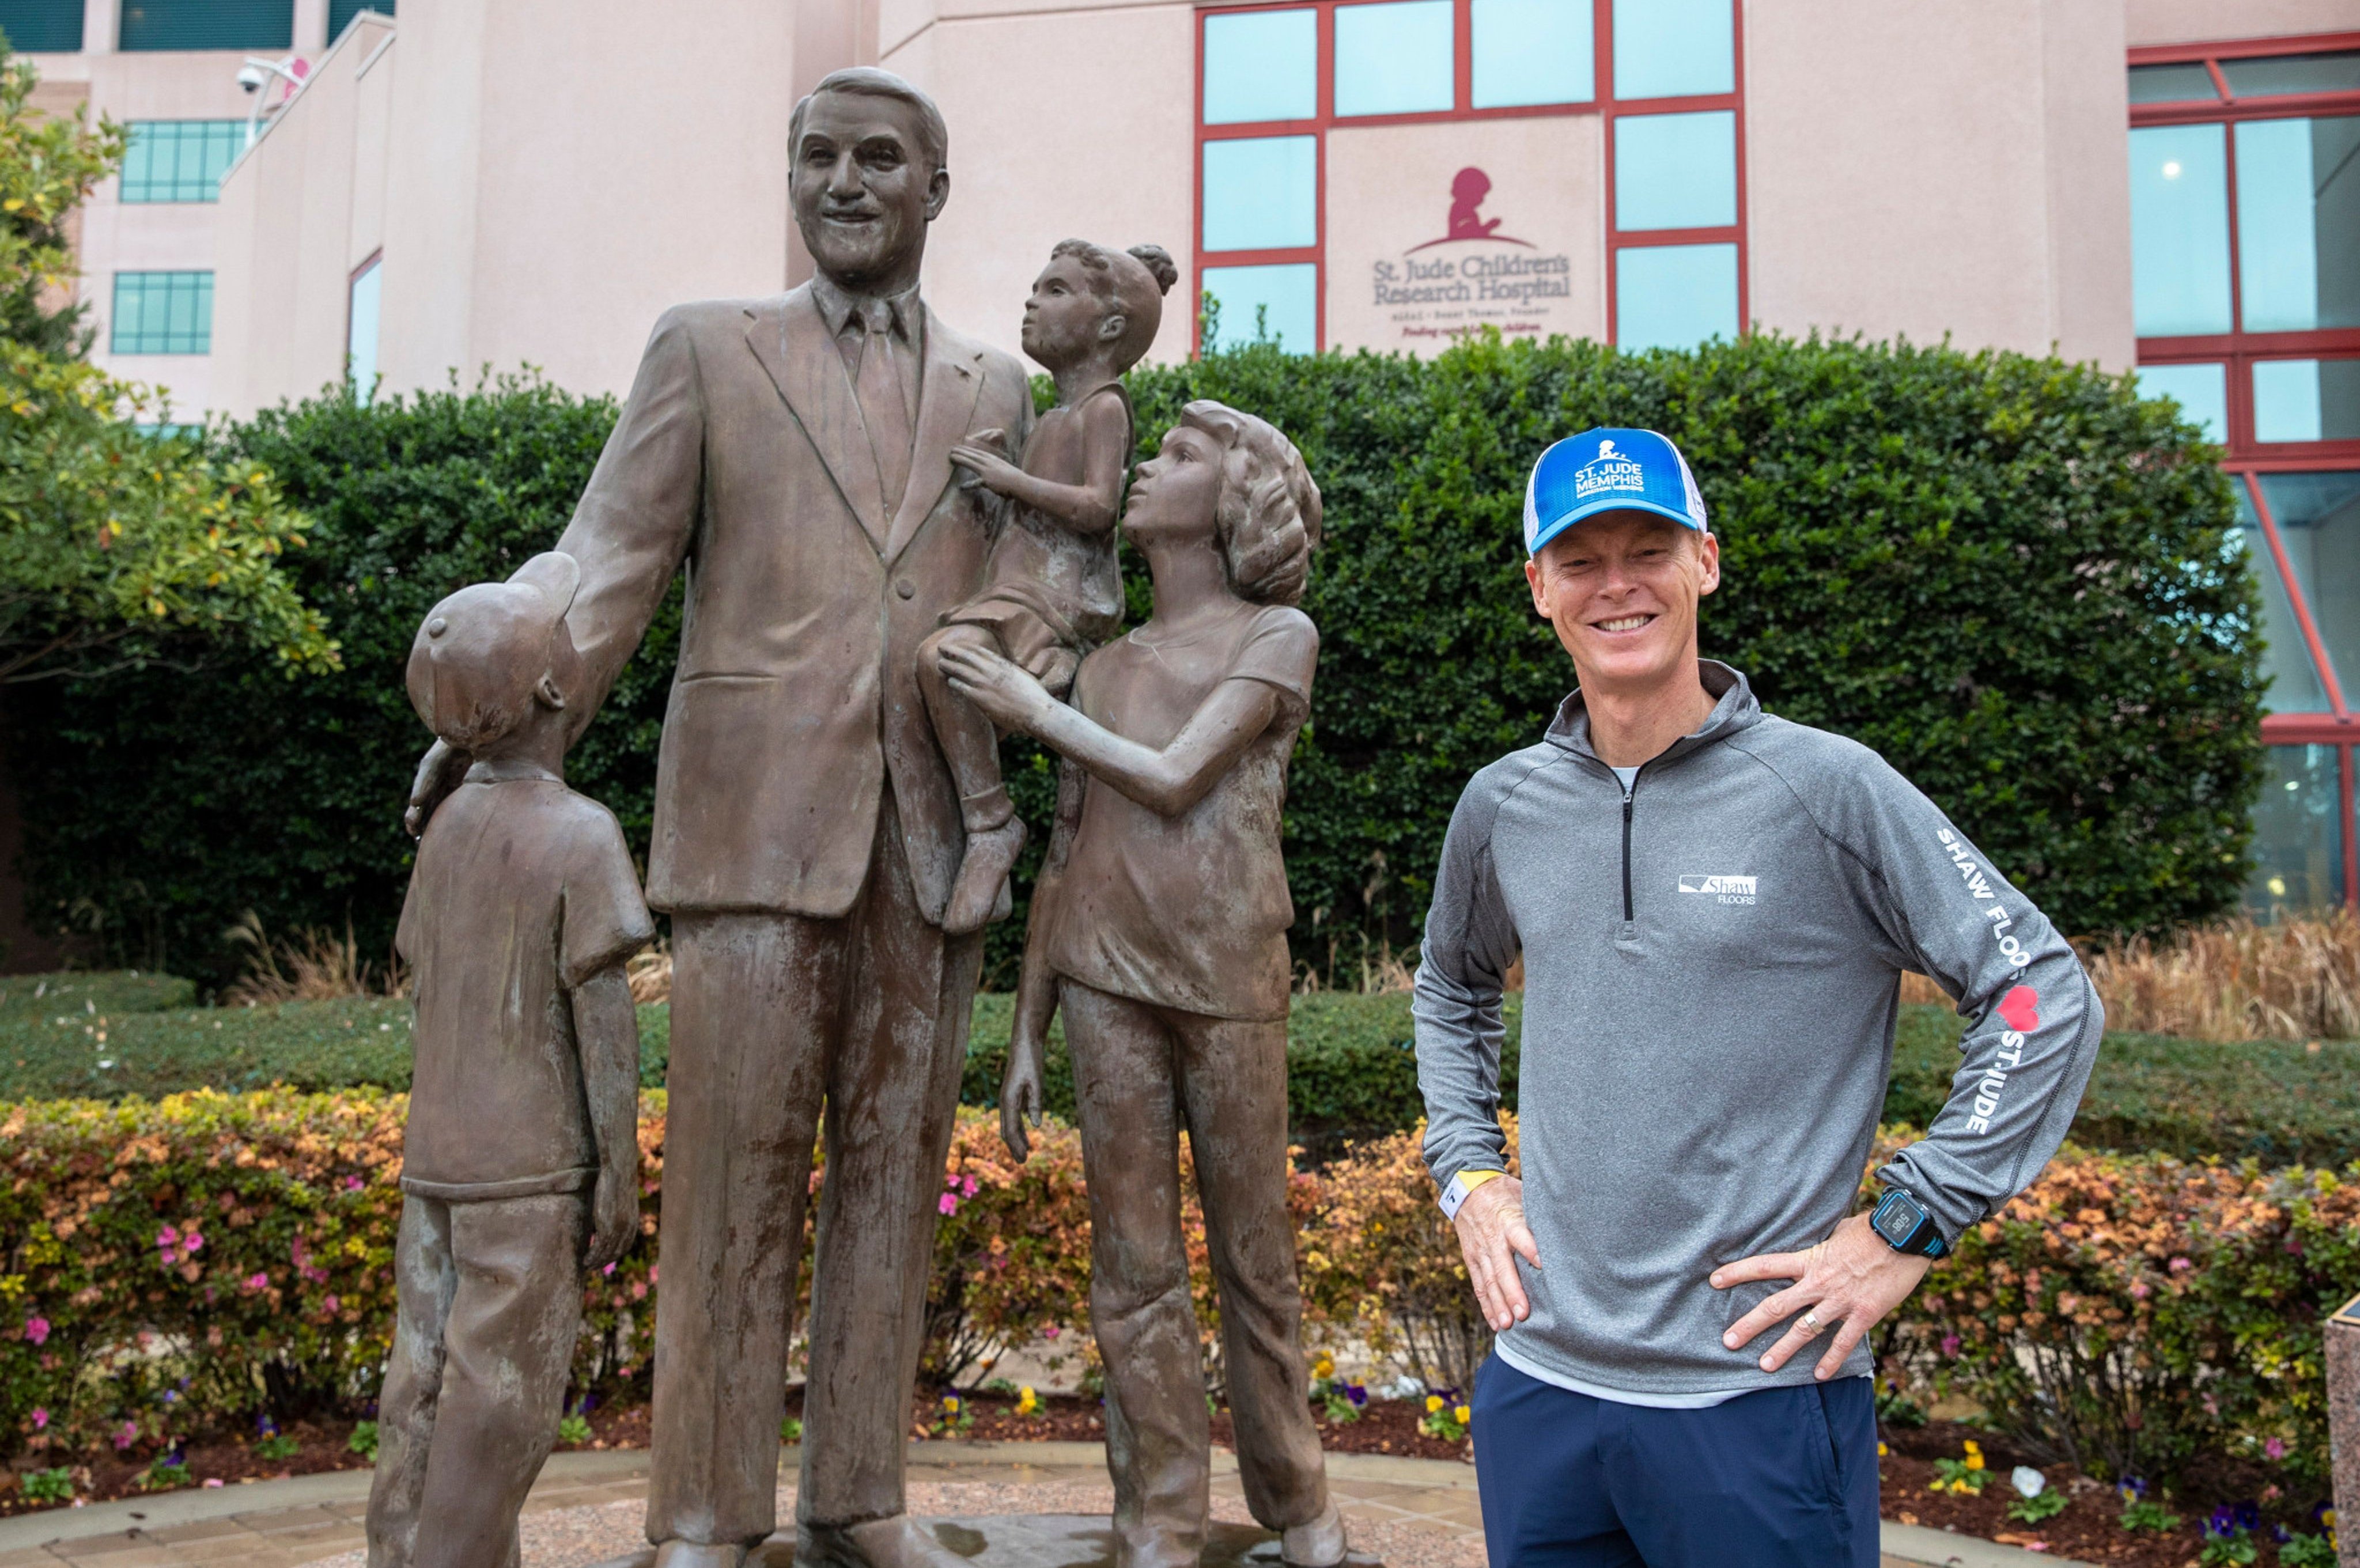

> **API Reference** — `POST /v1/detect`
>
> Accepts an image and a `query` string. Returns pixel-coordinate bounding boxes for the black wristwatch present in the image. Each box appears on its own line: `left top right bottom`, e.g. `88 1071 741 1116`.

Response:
1870 1187 1949 1259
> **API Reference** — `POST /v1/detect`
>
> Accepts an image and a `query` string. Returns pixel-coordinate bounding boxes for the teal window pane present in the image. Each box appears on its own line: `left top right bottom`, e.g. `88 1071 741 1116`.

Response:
2234 116 2360 333
119 0 292 50
1334 0 1454 116
2136 361 2227 444
1203 8 1316 125
1614 110 1735 230
2129 123 2231 336
2127 62 2217 105
2234 479 2331 713
1202 136 1318 252
1611 0 1731 100
120 121 244 202
2220 50 2360 98
2254 358 2360 443
0 0 85 50
1200 263 1318 353
327 0 389 41
2244 744 2342 914
1616 243 1738 349
348 257 381 403
2260 471 2360 702
1471 0 1592 108
110 271 213 354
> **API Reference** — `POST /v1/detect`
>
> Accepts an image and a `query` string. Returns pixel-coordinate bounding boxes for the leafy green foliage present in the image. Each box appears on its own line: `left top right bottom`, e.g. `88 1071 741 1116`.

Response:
0 43 124 357
11 377 640 976
1 346 340 683
2006 1486 2067 1523
1117 332 2257 974
14 331 2253 980
0 43 333 687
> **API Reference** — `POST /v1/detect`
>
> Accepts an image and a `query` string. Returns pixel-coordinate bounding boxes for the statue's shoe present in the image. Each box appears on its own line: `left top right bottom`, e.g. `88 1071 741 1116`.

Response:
794 1514 971 1568
655 1542 747 1568
1280 1501 1349 1568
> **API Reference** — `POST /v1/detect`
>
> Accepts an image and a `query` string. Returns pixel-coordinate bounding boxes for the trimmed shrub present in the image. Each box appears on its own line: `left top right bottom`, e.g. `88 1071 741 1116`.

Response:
12 335 2255 987
0 1090 1103 1461
8 377 647 986
7 1089 2350 1502
13 978 2360 1165
1893 1146 2360 1495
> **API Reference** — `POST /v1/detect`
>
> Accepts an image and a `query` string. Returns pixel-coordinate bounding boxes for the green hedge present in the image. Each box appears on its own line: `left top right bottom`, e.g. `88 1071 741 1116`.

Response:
9 975 2353 1166
10 335 2257 988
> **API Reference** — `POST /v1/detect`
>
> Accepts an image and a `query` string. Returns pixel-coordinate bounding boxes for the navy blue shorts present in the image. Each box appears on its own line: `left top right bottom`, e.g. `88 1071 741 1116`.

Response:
1469 1354 1881 1567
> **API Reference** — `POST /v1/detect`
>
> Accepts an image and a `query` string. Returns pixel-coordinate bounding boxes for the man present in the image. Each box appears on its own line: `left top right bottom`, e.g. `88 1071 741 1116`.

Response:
406 69 1032 1568
1412 429 2102 1566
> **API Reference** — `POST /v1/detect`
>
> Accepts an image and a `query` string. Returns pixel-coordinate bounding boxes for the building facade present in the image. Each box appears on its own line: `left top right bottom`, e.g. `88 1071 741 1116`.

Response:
8 0 2360 912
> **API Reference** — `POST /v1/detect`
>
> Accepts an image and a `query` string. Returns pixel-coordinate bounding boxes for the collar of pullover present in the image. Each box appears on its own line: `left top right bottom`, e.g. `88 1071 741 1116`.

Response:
1542 659 1761 770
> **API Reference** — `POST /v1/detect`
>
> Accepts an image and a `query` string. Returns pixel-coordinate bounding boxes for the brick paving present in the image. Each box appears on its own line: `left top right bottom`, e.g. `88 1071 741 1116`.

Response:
0 1442 2060 1568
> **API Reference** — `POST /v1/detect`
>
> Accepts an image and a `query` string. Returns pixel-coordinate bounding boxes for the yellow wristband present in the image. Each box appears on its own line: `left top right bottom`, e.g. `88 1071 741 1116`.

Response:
1439 1168 1506 1219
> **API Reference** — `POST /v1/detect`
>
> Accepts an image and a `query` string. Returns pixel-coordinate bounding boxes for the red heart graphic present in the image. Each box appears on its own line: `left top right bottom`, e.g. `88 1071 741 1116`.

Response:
1998 985 2039 1033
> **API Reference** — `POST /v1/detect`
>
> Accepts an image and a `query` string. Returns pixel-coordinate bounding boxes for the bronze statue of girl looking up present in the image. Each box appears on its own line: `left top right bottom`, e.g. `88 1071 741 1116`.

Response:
937 400 1349 1568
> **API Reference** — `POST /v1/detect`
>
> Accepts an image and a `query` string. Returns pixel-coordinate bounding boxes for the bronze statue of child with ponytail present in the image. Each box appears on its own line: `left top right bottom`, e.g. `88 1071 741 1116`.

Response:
920 237 1178 934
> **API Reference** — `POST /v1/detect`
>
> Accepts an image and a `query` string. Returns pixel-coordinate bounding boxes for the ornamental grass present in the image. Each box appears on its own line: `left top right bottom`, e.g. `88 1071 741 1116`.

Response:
1901 912 2360 1043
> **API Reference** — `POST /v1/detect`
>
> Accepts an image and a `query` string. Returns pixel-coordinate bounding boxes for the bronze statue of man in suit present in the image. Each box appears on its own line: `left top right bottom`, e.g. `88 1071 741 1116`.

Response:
406 67 1032 1568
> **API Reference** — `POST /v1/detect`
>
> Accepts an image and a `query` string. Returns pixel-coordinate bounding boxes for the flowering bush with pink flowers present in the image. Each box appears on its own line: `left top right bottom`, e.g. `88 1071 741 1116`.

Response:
7 1090 2357 1494
0 1090 1107 1463
1882 1142 2360 1491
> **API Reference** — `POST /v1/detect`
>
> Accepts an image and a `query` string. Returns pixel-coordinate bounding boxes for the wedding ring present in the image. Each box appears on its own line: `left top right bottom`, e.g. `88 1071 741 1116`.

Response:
1800 1311 1821 1332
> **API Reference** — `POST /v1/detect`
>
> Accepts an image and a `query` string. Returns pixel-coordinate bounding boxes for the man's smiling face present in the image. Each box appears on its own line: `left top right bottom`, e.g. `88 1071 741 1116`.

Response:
789 90 947 290
1524 510 1720 694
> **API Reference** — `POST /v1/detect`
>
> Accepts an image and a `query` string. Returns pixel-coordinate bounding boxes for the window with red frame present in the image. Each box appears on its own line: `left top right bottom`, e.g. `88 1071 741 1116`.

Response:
1192 0 1746 353
2129 35 2360 911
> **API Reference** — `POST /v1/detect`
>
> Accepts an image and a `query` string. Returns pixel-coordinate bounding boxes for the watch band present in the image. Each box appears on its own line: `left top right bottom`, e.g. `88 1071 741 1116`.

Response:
1871 1187 1949 1259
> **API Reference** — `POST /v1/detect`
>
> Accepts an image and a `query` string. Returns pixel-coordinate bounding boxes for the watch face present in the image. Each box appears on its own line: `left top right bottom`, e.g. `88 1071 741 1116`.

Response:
1872 1196 1916 1246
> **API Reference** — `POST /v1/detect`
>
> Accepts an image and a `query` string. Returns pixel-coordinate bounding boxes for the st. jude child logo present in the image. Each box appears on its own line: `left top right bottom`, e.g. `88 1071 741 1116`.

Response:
1574 437 1647 501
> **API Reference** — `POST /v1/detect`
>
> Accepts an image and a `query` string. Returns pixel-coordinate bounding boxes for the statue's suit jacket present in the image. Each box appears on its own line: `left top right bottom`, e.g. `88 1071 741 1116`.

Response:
554 285 1034 925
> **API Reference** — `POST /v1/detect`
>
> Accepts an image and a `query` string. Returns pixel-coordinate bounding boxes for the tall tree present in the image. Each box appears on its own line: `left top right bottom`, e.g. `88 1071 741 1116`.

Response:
0 39 336 683
0 34 123 357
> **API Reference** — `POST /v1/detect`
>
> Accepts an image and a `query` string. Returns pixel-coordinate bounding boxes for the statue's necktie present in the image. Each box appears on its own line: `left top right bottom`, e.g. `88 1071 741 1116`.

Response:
853 301 913 510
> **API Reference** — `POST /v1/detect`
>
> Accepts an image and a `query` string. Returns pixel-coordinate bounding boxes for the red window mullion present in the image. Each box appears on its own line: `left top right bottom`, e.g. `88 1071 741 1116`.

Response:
1192 7 1207 357
1730 0 1749 336
1453 0 1472 114
1191 0 1747 355
2341 745 2357 907
2246 470 2351 718
2224 119 2245 340
1597 0 1617 343
1313 0 1332 350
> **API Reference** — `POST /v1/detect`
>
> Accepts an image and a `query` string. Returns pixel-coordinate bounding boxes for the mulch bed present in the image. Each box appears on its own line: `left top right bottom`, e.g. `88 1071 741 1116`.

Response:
1881 1418 2327 1566
6 1396 2329 1567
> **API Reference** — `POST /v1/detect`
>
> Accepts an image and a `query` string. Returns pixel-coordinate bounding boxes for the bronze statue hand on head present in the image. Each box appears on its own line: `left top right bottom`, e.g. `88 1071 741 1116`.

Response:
397 67 1031 1568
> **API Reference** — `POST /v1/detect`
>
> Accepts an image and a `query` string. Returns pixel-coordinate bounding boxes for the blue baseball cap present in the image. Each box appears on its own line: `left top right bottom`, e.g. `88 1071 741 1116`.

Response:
1522 428 1708 556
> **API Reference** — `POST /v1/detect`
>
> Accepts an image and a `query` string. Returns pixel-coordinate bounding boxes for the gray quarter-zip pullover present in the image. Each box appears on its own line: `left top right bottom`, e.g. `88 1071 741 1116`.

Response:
1413 661 2102 1397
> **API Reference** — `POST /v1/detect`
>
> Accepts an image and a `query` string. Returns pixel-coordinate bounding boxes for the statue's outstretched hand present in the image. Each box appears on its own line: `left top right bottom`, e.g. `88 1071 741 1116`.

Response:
404 739 470 837
940 639 1052 734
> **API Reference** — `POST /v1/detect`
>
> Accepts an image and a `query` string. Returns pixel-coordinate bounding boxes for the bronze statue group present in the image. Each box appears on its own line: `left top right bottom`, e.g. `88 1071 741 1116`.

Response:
376 66 1343 1568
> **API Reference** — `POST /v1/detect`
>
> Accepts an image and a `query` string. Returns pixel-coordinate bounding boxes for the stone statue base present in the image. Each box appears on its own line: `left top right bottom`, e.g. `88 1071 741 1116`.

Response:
589 1517 1383 1568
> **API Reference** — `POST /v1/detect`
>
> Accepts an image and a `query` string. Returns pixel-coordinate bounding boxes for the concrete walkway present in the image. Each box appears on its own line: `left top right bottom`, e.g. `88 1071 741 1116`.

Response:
0 1442 2085 1568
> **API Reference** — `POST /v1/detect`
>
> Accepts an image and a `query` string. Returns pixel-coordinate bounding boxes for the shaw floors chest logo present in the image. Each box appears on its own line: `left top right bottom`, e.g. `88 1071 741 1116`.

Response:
1678 874 1758 904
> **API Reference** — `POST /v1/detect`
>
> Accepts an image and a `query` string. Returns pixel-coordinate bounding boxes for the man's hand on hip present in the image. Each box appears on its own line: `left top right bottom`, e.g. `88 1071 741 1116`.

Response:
1453 1176 1541 1332
1713 1211 1934 1380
